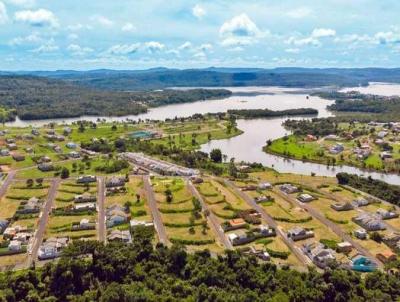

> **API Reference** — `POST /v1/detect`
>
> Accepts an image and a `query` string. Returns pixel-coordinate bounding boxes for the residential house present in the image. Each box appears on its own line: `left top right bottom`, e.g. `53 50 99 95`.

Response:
73 202 96 212
355 229 368 240
108 230 132 243
305 134 317 141
352 198 369 207
297 194 315 203
68 151 80 158
279 184 299 194
303 242 336 268
106 205 129 227
74 193 96 203
77 175 97 184
6 143 17 150
242 246 270 261
351 255 378 272
352 213 386 231
5 138 15 144
254 195 272 203
31 129 40 136
66 142 77 149
377 131 388 139
38 237 69 260
376 250 397 263
380 151 393 159
0 149 9 156
222 218 247 232
228 225 275 246
12 154 25 162
258 182 272 190
63 127 72 135
382 233 400 251
376 208 399 220
287 227 314 241
0 219 9 234
38 163 54 172
329 144 344 154
13 232 32 244
241 184 258 191
337 242 353 253
105 176 126 188
8 240 22 252
130 219 154 229
17 197 41 214
325 134 339 141
238 209 261 224
331 202 354 211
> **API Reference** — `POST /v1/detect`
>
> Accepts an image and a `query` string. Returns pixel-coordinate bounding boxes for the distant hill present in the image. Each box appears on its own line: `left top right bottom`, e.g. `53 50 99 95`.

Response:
7 67 400 91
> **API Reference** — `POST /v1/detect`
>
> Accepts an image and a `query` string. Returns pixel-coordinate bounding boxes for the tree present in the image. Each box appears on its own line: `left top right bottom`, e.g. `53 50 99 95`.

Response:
60 167 70 179
210 149 222 163
35 178 43 186
26 179 34 188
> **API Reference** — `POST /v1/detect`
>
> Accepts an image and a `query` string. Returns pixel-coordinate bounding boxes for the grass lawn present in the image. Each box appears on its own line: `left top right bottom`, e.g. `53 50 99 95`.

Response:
0 253 27 268
46 215 96 240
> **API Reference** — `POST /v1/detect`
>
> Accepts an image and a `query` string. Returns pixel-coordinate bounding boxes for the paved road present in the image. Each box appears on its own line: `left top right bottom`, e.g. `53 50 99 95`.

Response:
274 188 384 269
97 177 106 243
222 178 312 266
28 178 60 266
143 175 169 245
0 170 16 198
187 180 233 250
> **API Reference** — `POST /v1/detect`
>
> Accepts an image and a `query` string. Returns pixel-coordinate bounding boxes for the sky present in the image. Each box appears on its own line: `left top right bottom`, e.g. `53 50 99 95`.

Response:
1 0 400 70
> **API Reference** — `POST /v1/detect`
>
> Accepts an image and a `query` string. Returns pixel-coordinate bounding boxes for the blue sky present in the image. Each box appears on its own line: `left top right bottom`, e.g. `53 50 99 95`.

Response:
0 0 400 70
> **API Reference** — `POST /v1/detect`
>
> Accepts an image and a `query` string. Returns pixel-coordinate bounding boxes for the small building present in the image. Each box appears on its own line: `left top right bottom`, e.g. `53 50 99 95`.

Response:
12 154 25 162
377 131 388 139
8 240 22 252
258 182 272 190
243 246 270 261
6 143 17 150
63 127 72 135
297 194 315 203
303 242 336 268
68 151 80 158
105 176 126 188
74 193 96 203
305 134 317 141
331 202 354 211
376 208 399 220
279 184 299 194
73 202 96 212
254 195 272 203
222 218 247 232
130 219 154 229
352 198 369 208
17 197 41 214
376 250 397 263
287 227 314 241
0 149 10 156
108 230 132 243
380 151 393 159
38 163 54 172
31 129 40 136
0 219 9 234
66 142 77 149
329 144 344 154
77 175 97 184
352 213 386 231
38 237 69 260
354 229 367 240
337 241 353 253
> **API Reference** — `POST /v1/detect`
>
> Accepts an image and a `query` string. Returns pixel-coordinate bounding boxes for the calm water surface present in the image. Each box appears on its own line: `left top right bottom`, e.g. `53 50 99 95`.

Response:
5 85 400 185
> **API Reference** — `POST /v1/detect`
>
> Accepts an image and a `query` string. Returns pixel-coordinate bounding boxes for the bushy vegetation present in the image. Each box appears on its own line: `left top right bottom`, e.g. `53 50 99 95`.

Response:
0 76 230 120
2 229 400 301
336 173 400 205
227 108 318 118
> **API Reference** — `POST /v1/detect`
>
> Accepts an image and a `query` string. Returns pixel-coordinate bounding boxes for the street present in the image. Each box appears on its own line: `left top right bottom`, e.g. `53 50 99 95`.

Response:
97 177 106 243
187 180 233 250
143 175 169 245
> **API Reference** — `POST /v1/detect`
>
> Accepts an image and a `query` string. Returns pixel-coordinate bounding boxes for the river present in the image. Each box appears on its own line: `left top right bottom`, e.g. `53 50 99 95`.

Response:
4 85 400 185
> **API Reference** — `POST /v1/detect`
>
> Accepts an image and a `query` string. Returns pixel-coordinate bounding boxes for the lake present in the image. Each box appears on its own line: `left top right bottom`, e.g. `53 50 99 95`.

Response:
5 85 400 185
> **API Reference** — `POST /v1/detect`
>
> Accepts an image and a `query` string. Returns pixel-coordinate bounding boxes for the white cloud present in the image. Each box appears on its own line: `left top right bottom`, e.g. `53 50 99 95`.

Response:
178 41 192 50
285 48 300 53
144 41 165 53
90 15 113 27
192 4 206 19
9 31 41 45
122 22 136 33
220 14 264 47
5 0 35 8
286 36 321 47
68 33 78 40
107 43 140 55
311 28 336 38
31 38 58 53
374 30 400 45
0 1 8 24
67 44 93 56
286 7 312 19
193 51 206 59
199 43 213 52
14 9 58 27
67 23 92 31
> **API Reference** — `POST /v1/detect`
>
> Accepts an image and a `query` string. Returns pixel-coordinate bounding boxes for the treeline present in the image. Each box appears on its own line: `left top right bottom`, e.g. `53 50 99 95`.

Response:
0 76 231 120
1 230 400 301
336 173 400 205
283 118 339 136
227 108 318 118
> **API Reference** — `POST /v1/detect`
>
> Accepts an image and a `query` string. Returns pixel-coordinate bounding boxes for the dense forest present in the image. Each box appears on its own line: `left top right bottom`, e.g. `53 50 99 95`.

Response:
282 118 339 136
1 227 400 302
227 108 318 119
0 76 231 120
336 173 400 205
11 67 400 90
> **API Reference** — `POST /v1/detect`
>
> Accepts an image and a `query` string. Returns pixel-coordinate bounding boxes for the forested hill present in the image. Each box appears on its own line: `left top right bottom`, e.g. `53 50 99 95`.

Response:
11 67 400 91
1 229 399 301
0 76 231 120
